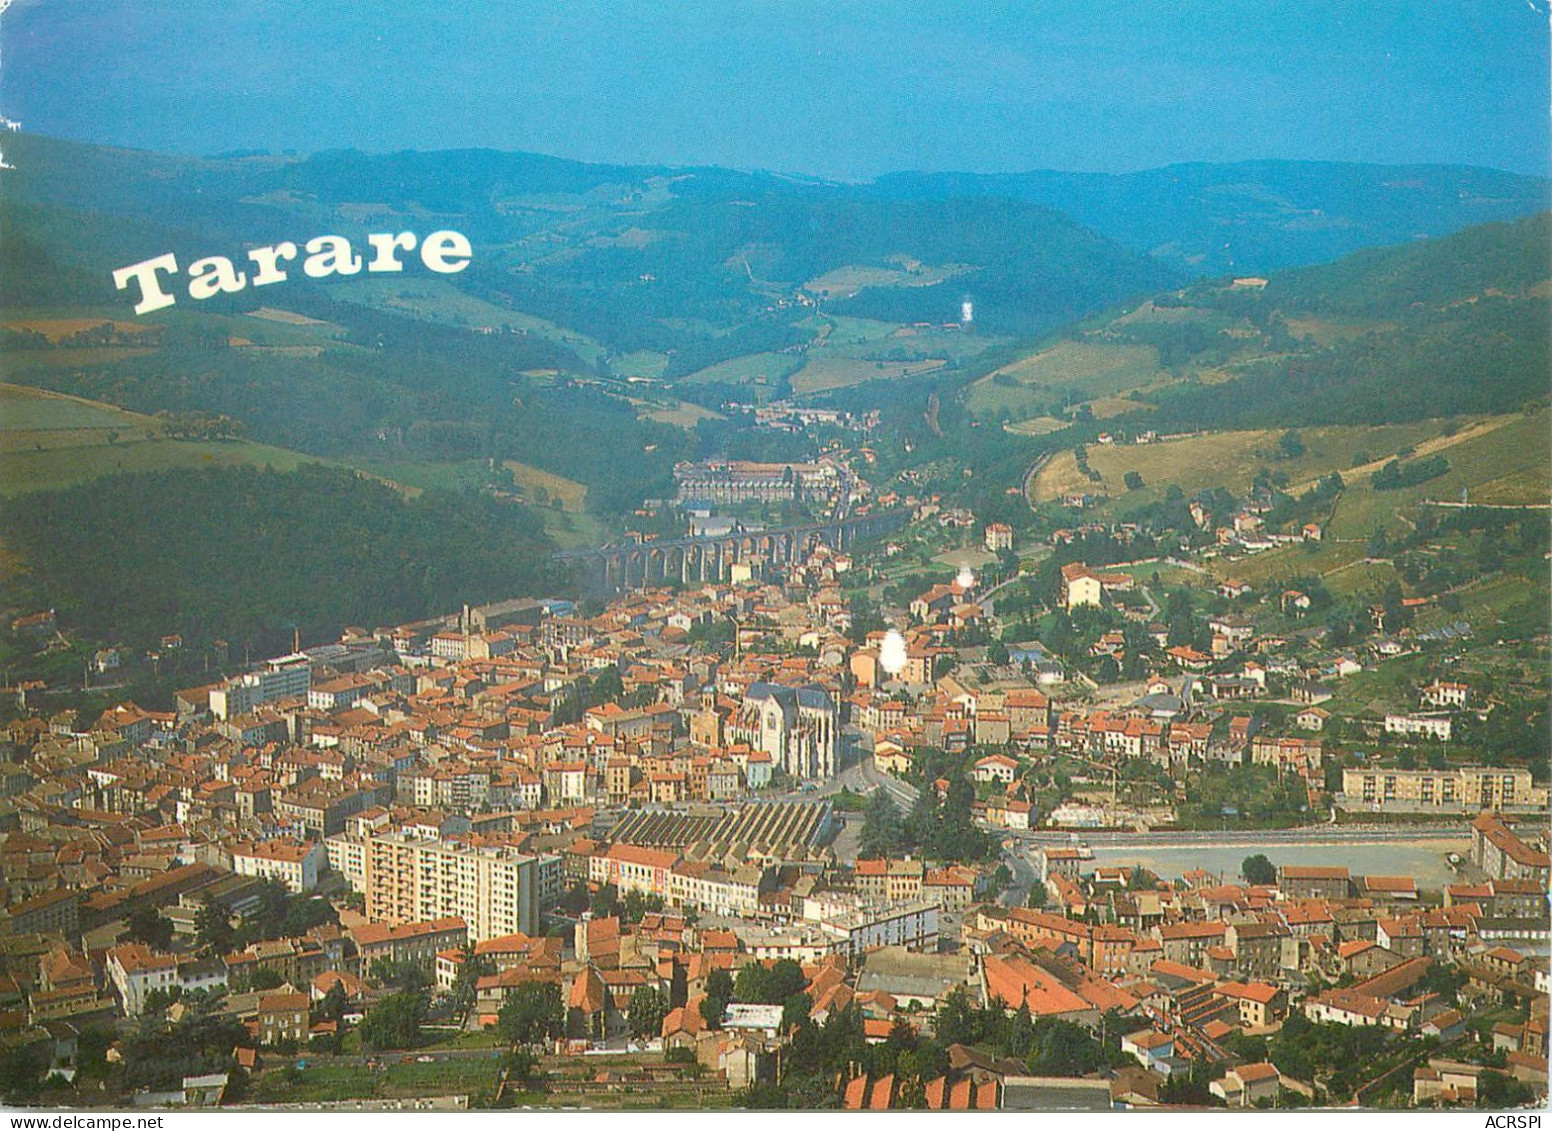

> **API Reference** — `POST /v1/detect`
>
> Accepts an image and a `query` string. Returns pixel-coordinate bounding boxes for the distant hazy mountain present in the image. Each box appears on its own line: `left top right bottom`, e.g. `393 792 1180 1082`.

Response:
868 161 1550 276
0 133 1176 346
4 132 1546 395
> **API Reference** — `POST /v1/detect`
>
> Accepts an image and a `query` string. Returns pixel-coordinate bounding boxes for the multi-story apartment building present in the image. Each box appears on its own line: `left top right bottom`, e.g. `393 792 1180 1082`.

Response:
307 673 379 712
256 992 310 1046
1059 564 1104 611
2 889 81 937
1344 765 1543 812
343 830 538 942
1225 921 1291 979
819 900 938 959
1156 921 1227 968
854 857 925 906
588 844 677 900
1277 865 1349 900
105 943 179 1015
350 917 470 968
1383 713 1453 742
667 860 769 916
1250 736 1324 772
274 780 392 838
209 654 312 720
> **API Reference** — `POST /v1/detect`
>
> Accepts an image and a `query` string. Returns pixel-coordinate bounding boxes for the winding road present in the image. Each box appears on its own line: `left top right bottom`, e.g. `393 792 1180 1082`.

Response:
1021 451 1054 511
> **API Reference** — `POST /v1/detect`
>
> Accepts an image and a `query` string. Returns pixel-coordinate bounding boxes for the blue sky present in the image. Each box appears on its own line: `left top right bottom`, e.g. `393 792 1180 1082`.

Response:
4 1 1548 177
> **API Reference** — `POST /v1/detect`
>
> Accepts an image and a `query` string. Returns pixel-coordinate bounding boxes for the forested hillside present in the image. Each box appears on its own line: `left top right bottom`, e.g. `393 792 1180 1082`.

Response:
1145 213 1551 430
0 464 562 652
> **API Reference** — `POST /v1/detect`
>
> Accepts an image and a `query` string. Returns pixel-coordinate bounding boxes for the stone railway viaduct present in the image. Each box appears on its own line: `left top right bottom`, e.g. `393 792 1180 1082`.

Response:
554 510 908 593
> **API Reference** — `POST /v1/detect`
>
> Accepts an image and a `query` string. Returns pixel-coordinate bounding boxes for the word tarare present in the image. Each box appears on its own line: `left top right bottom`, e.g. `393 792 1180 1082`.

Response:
111 230 472 314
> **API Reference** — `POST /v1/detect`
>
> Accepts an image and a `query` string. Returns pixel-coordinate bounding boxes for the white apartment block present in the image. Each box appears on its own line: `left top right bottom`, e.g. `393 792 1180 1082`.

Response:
819 900 939 959
229 838 326 892
1383 713 1453 742
209 655 312 720
105 944 179 1015
347 830 538 942
326 833 368 891
667 862 766 917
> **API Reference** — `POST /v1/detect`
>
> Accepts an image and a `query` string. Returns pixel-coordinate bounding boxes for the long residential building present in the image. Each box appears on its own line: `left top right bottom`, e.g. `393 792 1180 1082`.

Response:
328 829 538 942
673 459 840 505
208 655 313 720
1342 765 1544 813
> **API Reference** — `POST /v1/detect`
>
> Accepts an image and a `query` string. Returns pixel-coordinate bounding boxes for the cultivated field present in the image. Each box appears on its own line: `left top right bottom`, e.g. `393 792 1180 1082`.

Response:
1030 418 1467 506
788 355 945 395
1411 574 1541 634
611 350 670 380
0 434 323 495
1323 411 1549 539
633 399 722 428
0 382 331 494
2 317 160 343
1179 412 1550 602
803 260 969 298
330 278 609 365
679 351 798 386
0 383 151 436
344 458 491 497
1003 416 1068 436
502 459 589 512
1206 539 1391 597
966 339 1160 421
247 306 335 327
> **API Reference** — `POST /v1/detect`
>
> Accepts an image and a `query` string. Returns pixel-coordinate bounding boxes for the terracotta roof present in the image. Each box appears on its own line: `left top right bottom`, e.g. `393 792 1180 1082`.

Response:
1215 981 1280 1004
982 954 1092 1017
1235 1062 1280 1084
569 965 607 1014
259 992 308 1014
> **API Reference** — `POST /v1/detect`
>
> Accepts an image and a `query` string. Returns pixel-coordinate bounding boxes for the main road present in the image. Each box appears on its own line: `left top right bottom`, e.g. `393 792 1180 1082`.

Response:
770 728 919 812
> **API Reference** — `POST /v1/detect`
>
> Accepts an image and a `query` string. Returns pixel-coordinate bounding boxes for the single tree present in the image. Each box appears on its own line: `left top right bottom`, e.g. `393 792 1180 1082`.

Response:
497 981 564 1047
194 899 235 955
126 907 174 951
312 980 350 1053
1241 854 1277 886
359 990 427 1051
859 789 906 858
627 984 667 1041
451 945 494 1019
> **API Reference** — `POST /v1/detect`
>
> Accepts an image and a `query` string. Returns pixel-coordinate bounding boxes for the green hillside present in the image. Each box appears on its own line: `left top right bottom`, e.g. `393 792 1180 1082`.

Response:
0 382 334 495
1265 213 1552 316
0 463 560 654
964 213 1550 433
